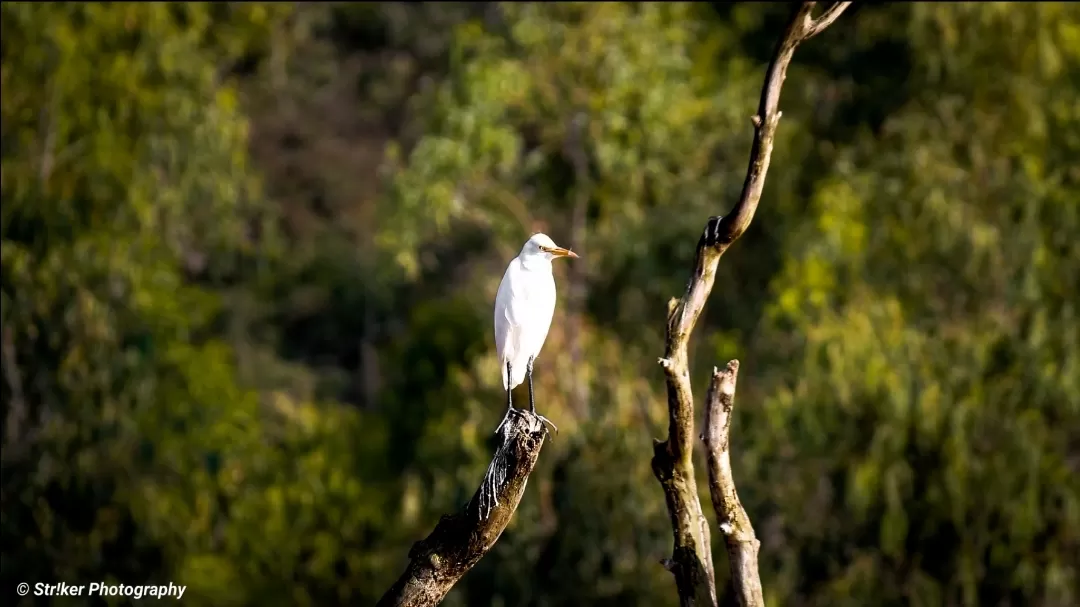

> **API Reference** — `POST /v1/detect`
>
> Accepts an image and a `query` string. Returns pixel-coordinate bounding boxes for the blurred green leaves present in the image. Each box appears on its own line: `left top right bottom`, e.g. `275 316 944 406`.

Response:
3 2 1079 607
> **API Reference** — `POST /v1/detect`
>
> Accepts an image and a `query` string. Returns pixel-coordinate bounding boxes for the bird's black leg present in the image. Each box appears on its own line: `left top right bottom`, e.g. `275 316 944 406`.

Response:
506 361 514 411
495 361 515 434
526 356 557 435
527 357 536 414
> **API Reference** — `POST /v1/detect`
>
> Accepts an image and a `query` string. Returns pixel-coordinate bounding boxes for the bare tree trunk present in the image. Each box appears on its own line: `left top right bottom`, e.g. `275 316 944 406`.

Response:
377 411 551 607
650 3 851 606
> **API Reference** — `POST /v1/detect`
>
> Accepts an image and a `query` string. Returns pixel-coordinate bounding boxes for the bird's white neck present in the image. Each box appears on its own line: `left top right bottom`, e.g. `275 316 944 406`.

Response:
518 255 553 273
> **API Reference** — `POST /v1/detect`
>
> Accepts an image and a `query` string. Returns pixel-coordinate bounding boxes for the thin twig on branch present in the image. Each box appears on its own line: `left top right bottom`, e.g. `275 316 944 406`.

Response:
377 411 550 607
803 2 852 40
651 3 851 607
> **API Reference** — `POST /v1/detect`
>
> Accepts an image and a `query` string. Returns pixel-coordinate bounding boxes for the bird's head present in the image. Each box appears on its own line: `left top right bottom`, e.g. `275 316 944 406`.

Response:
521 233 579 261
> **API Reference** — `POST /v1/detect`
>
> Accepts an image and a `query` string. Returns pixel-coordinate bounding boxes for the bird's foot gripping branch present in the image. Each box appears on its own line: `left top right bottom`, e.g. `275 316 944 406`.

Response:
495 405 558 439
377 409 549 607
482 408 554 520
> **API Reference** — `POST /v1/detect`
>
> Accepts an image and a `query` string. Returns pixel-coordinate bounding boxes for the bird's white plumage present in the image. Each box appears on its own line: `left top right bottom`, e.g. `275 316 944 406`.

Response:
494 233 565 390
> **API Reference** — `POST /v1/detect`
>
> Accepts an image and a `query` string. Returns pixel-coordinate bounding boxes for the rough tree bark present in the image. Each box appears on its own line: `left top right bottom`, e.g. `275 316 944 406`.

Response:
651 3 851 607
702 361 761 606
377 411 550 607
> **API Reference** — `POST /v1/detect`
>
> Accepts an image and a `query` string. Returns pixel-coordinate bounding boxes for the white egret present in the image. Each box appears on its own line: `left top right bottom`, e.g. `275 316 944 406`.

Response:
493 233 578 433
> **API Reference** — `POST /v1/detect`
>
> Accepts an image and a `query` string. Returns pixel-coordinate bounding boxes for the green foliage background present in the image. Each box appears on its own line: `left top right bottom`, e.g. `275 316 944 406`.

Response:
2 3 1077 606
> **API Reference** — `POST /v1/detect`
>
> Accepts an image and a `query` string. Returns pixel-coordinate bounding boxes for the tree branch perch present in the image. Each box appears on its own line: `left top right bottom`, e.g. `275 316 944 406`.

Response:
377 410 550 607
651 3 850 606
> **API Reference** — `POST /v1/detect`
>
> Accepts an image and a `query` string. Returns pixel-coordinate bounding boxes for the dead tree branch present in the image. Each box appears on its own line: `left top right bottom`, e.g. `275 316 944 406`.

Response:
651 3 851 606
803 2 852 40
702 361 761 607
377 410 550 607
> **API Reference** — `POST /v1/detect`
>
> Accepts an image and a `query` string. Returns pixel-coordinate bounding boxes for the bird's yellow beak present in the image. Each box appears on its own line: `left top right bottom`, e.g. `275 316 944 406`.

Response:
544 246 579 259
